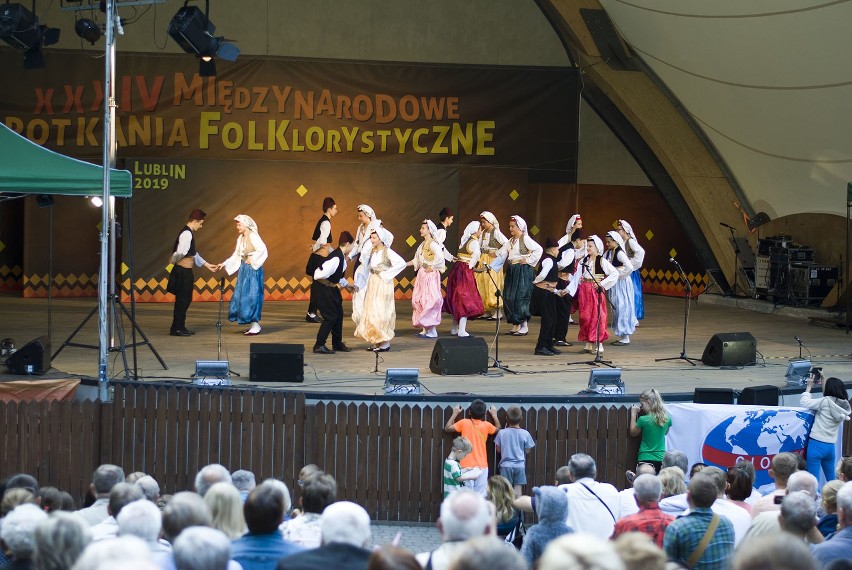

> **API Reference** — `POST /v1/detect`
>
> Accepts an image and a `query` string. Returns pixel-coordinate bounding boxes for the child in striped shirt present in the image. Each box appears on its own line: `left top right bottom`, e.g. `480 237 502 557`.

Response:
444 436 481 498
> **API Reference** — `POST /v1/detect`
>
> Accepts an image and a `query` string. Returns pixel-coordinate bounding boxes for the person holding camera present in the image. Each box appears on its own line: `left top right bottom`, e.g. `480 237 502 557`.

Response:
800 370 851 482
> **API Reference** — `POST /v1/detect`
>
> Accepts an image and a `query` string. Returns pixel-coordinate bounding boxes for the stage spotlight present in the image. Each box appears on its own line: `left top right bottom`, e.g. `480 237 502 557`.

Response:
75 18 101 44
785 359 811 386
168 4 239 77
194 360 231 386
384 368 421 395
586 368 625 395
89 196 103 207
0 3 61 69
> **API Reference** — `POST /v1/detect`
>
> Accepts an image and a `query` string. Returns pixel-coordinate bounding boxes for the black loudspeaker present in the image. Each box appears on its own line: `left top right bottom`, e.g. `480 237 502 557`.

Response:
249 343 304 382
738 385 779 406
693 388 735 405
5 336 50 375
701 332 756 367
429 336 488 375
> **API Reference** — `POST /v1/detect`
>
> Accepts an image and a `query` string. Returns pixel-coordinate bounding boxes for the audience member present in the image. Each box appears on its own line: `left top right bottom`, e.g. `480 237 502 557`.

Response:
1 504 48 569
618 463 657 519
485 475 517 538
612 532 668 570
750 452 798 517
33 511 90 570
75 464 125 527
59 491 76 512
232 480 302 570
1 489 36 517
734 459 761 505
277 501 372 570
125 472 147 485
689 463 707 479
281 472 336 548
732 533 816 570
818 479 843 538
135 476 160 504
724 467 752 515
661 450 688 474
493 406 535 497
116 497 171 558
232 470 257 502
194 464 232 498
611 474 674 548
415 489 492 570
778 490 818 539
71 535 152 570
811 480 852 567
837 456 852 481
657 467 687 516
689 466 751 546
519 486 572 567
662 472 734 570
366 545 420 570
740 470 821 546
628 389 671 475
537 533 626 570
449 536 526 570
173 526 231 570
558 453 620 539
290 465 323 517
90 482 145 542
204 482 247 540
4 474 39 498
442 437 478 499
444 400 501 496
800 375 851 482
161 492 213 544
37 487 64 514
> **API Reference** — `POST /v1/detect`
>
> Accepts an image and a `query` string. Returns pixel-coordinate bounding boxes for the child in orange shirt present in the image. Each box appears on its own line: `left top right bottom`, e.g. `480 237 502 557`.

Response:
444 399 501 496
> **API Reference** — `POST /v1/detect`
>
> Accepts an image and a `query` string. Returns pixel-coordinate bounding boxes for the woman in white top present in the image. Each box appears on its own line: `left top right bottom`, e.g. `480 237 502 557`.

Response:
618 219 646 321
567 235 618 354
217 214 268 336
488 215 543 336
800 374 851 481
354 227 406 352
603 230 636 345
409 220 445 339
350 204 390 326
443 220 485 337
476 211 508 320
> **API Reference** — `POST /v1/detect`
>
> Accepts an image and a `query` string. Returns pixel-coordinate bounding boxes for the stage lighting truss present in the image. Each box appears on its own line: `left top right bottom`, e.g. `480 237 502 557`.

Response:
168 1 239 77
587 368 625 395
785 359 812 386
0 3 61 68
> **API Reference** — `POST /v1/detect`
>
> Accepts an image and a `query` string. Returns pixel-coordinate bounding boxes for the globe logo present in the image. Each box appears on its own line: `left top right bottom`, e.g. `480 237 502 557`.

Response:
701 408 813 490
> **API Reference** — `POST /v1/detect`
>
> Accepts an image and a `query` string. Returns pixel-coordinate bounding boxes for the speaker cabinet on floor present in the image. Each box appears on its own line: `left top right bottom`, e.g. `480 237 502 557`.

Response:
429 336 488 375
693 388 735 405
5 336 50 375
739 385 779 406
249 343 304 382
701 332 756 367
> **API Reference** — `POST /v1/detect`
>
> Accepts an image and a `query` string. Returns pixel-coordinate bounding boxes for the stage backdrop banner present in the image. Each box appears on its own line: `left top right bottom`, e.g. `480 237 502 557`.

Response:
666 403 842 491
0 51 579 182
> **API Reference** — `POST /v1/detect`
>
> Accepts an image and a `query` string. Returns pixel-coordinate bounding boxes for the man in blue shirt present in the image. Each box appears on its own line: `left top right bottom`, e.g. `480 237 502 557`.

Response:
231 481 303 570
811 481 852 567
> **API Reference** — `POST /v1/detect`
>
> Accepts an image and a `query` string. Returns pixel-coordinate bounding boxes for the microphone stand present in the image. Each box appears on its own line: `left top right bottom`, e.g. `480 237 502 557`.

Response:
217 278 241 377
656 258 700 366
484 266 516 374
567 261 614 368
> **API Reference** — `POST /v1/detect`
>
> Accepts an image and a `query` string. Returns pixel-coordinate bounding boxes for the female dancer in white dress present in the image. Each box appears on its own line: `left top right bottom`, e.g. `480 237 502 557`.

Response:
603 230 636 346
618 219 646 321
409 220 445 338
354 227 406 352
217 215 268 336
476 211 507 320
350 204 389 326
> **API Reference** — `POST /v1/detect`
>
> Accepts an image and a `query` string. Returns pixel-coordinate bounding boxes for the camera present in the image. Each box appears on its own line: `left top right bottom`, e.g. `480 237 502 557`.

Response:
810 367 823 377
774 494 784 505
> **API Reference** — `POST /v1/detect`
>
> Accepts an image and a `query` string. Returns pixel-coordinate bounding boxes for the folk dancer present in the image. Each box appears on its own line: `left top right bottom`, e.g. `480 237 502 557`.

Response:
554 214 582 346
167 209 216 336
349 204 387 326
311 231 356 354
567 235 618 354
532 237 564 356
476 211 508 320
443 221 486 337
409 220 446 339
618 219 646 321
353 227 406 352
604 231 636 346
489 216 543 336
306 197 337 323
434 207 455 266
216 215 269 336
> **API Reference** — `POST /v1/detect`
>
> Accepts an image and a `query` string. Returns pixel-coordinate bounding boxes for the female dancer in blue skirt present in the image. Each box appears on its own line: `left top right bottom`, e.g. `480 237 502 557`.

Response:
618 219 645 321
217 214 268 336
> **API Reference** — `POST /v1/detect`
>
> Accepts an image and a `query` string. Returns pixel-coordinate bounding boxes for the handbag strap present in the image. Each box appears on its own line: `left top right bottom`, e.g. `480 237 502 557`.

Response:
579 482 616 521
686 514 720 569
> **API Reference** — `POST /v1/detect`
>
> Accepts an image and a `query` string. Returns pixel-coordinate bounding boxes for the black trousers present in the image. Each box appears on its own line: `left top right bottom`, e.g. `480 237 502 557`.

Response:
307 280 321 316
169 265 194 331
314 285 343 348
532 287 557 350
554 294 572 342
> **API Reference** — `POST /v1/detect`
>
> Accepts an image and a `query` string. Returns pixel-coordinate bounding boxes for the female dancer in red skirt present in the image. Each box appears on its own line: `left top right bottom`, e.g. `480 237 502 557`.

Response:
567 235 618 354
443 220 485 337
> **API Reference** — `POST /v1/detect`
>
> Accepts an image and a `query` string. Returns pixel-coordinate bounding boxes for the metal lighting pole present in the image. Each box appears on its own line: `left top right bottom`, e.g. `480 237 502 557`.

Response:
98 0 117 399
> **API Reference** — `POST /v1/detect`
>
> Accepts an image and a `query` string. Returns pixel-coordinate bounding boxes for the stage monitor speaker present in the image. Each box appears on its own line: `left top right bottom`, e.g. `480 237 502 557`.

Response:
693 387 735 405
249 343 304 383
738 385 779 406
701 332 756 367
384 368 421 395
429 336 488 375
4 336 50 375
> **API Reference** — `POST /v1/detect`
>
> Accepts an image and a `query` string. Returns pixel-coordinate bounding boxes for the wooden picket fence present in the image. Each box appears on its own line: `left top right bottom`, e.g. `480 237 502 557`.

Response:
1 383 849 522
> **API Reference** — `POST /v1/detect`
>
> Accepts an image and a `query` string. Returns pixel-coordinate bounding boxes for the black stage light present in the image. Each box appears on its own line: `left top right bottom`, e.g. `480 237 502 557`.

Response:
168 3 239 77
75 17 101 44
0 3 61 69
36 194 54 208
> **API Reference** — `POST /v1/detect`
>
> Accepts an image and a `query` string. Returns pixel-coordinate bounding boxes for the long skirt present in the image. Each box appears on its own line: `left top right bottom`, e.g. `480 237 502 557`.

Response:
443 263 485 322
229 263 264 325
577 281 609 343
631 270 645 320
608 277 637 337
412 268 443 329
474 252 504 312
503 263 534 325
354 274 396 344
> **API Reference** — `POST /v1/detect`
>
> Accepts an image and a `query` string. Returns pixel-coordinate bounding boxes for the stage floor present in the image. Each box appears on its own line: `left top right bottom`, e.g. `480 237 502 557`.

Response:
1 293 849 398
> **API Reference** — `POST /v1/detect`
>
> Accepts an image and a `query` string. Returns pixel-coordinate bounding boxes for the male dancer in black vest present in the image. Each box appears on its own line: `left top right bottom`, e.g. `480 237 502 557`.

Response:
532 237 562 355
167 209 216 336
312 231 356 354
306 197 337 323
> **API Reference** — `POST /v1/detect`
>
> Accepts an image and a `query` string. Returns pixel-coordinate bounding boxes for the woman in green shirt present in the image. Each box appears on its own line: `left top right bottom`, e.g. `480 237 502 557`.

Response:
628 388 672 475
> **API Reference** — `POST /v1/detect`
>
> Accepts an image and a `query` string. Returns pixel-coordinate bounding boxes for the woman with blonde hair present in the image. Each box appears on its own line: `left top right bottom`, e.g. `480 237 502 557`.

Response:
204 482 247 539
629 389 671 476
216 214 268 336
486 475 517 538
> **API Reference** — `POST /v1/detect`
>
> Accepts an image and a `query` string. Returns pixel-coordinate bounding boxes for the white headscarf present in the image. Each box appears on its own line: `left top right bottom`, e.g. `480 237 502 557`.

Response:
566 214 581 233
424 219 439 240
618 219 636 240
587 235 604 255
234 214 258 234
480 211 499 229
357 204 375 220
510 215 527 234
606 230 625 249
372 226 393 247
460 220 481 247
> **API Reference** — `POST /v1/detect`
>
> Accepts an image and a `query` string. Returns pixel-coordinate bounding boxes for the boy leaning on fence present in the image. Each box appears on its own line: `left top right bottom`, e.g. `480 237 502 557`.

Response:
494 406 535 497
443 436 481 498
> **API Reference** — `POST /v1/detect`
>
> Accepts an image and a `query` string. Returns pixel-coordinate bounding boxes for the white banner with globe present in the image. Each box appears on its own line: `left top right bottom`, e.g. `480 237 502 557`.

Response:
665 403 842 491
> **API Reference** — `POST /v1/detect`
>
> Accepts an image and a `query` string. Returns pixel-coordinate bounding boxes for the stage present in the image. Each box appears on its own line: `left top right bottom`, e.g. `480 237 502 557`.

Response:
1 292 849 399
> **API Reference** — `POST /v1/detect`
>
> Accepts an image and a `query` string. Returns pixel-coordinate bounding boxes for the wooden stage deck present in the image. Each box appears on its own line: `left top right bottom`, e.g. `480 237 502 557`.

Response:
1 293 849 399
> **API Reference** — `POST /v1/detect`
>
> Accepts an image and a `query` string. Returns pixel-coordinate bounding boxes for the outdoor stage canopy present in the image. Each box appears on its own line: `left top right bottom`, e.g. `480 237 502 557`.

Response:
0 123 131 197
